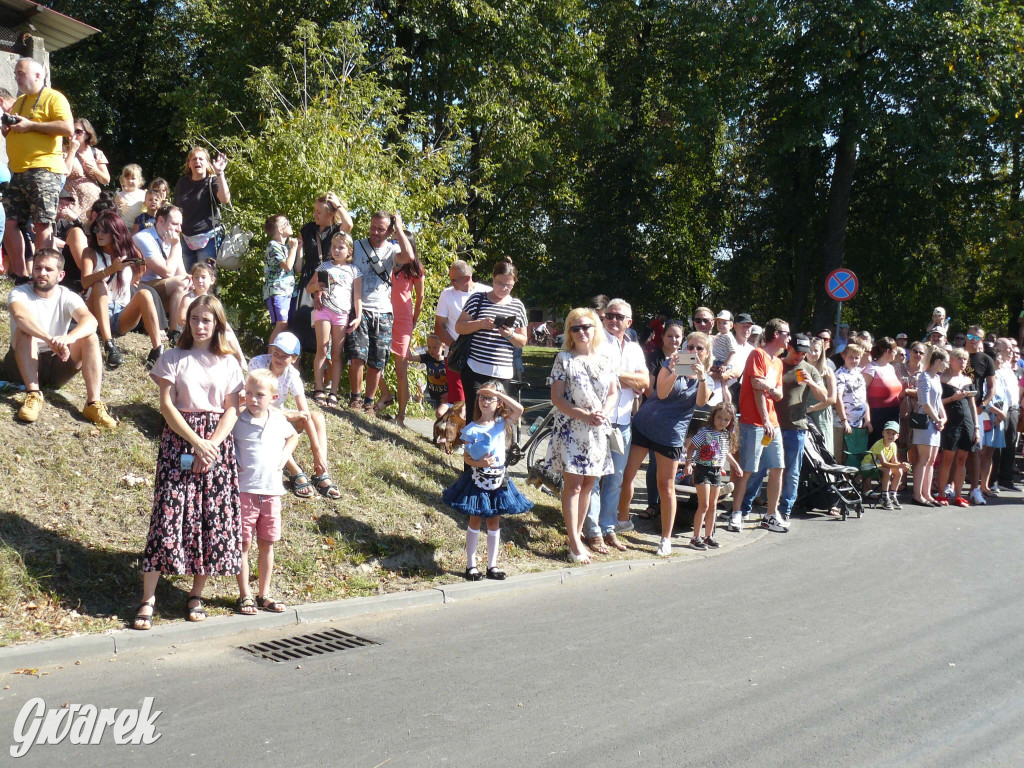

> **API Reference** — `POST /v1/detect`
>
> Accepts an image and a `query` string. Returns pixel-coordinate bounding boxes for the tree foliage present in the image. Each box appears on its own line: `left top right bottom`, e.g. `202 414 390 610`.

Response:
45 0 1024 337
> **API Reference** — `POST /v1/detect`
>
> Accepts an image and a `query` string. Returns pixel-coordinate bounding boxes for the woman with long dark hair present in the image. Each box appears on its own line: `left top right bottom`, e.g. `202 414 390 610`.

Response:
378 234 425 426
80 210 165 369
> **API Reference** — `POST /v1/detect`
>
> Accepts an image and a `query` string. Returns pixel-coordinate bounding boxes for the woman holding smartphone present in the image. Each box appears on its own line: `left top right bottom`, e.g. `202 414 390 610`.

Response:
617 329 711 557
132 295 245 630
80 210 165 370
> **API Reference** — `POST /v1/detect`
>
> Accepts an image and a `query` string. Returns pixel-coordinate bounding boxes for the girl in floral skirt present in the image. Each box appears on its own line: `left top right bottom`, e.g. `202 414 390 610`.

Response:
132 295 245 630
442 381 533 581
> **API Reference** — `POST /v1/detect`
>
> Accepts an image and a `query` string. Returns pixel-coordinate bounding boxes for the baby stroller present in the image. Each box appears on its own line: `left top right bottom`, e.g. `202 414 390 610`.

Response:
795 421 864 520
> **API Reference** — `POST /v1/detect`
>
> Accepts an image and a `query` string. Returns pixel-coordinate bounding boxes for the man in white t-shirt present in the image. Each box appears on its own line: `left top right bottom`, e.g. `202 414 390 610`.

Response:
583 298 648 552
132 204 191 336
725 313 756 403
434 259 489 404
2 248 115 427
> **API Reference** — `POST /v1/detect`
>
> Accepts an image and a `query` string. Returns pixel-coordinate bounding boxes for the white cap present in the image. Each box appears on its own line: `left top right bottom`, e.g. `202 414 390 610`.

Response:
716 310 733 321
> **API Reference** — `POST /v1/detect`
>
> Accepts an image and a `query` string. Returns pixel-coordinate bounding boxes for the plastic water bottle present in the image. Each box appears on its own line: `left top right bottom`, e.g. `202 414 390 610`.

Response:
528 416 544 435
0 381 26 392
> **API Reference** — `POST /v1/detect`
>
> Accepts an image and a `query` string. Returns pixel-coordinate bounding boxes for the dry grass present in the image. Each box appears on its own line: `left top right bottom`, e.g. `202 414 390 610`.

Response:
0 281 668 646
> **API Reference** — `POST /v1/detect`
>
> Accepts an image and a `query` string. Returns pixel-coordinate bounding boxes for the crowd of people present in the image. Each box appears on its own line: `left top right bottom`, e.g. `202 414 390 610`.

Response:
2 58 1022 629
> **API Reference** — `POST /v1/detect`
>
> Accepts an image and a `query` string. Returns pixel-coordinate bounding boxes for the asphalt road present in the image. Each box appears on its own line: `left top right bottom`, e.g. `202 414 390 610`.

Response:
3 498 1024 767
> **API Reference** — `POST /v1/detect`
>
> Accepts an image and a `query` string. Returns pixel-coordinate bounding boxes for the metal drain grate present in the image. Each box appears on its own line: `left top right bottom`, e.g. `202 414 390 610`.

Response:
240 628 378 662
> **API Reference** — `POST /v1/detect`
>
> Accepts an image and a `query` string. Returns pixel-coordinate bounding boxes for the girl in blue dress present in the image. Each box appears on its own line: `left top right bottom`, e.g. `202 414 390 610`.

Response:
442 381 533 580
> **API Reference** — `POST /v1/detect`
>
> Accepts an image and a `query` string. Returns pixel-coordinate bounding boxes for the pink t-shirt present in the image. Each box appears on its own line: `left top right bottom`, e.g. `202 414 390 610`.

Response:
391 270 423 327
150 348 244 413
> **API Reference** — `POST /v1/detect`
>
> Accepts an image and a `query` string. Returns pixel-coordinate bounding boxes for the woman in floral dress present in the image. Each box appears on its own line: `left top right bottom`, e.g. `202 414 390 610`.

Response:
132 295 245 629
542 307 618 564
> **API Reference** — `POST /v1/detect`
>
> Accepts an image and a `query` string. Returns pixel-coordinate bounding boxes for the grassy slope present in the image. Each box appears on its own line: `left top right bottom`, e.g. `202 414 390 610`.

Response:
0 284 653 645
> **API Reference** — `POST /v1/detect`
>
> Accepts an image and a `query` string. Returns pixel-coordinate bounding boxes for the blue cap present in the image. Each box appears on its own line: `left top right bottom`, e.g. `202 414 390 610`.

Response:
269 332 301 356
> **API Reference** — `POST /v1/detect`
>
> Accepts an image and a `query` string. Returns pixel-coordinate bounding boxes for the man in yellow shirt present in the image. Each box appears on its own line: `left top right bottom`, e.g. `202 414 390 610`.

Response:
1 58 73 279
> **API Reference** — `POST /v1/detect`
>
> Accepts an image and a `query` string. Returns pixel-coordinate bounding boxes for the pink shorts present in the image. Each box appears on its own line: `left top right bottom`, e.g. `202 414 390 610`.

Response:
314 307 349 327
240 492 282 544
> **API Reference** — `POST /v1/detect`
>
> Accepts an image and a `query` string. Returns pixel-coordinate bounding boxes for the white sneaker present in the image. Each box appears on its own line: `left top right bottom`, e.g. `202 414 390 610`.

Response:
727 513 742 532
614 519 635 533
759 516 788 533
943 484 954 499
969 488 987 506
778 514 791 529
656 538 672 557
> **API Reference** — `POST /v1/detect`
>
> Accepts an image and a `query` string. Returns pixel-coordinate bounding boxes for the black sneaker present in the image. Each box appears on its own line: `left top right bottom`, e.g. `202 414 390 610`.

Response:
167 329 181 347
689 536 706 551
705 536 721 549
104 339 124 369
145 345 165 371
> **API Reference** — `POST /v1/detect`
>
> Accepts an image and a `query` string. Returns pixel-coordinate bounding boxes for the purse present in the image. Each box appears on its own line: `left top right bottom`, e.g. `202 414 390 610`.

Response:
446 293 481 373
206 176 253 270
608 426 625 455
446 333 472 373
909 412 930 430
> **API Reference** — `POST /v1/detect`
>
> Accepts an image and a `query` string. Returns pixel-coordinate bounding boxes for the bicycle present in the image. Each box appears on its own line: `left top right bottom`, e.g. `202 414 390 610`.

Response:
504 379 562 494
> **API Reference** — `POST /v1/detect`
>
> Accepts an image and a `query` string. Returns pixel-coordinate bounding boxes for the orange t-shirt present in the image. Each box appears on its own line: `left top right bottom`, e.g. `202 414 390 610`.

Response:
739 348 782 427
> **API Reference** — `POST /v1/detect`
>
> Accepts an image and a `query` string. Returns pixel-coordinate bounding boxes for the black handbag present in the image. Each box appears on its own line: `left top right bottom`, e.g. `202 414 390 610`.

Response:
447 333 473 373
909 412 930 430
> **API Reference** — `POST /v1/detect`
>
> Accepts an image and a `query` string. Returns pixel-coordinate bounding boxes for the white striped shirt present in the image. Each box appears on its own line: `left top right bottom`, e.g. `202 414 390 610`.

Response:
464 292 527 380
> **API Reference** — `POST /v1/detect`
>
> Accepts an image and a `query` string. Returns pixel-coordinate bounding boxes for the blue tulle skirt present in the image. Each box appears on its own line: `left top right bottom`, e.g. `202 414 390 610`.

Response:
442 470 534 518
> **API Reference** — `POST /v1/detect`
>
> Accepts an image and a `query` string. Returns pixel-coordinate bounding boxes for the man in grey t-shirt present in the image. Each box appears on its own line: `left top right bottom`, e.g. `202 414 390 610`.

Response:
343 210 413 412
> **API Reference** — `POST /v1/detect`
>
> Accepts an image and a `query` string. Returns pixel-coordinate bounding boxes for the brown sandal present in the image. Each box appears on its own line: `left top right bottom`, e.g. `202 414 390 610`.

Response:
584 535 610 555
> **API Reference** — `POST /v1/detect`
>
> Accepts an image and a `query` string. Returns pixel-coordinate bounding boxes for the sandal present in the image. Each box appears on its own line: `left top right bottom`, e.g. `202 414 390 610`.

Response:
637 505 659 520
132 598 155 631
584 535 610 555
311 473 342 500
347 393 363 410
486 566 506 581
255 595 286 613
311 390 328 406
186 596 207 622
464 567 483 581
236 595 258 616
327 393 339 407
289 471 315 499
374 396 395 413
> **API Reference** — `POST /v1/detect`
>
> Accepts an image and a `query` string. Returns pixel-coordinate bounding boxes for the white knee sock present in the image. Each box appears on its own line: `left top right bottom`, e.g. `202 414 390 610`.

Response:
466 527 480 569
486 529 501 569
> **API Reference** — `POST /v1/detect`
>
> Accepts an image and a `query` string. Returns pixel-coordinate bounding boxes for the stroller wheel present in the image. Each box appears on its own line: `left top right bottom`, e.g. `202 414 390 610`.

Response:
856 504 863 518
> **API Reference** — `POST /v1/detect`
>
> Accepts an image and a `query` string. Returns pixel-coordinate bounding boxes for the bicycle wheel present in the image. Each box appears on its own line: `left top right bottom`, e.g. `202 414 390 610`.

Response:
525 427 561 494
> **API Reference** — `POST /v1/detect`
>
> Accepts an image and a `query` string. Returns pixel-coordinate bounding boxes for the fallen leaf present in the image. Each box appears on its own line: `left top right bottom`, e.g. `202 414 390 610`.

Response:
13 668 39 676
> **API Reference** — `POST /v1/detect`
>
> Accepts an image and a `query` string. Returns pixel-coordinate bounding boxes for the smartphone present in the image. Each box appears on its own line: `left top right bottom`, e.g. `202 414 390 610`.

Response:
180 454 194 471
674 352 701 375
961 389 977 397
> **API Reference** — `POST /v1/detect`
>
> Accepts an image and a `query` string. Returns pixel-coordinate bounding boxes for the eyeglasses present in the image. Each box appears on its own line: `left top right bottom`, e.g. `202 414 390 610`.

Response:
73 129 85 136
693 317 713 324
604 312 628 322
570 325 594 334
685 345 706 352
911 349 925 355
966 334 981 341
477 395 498 404
816 335 831 341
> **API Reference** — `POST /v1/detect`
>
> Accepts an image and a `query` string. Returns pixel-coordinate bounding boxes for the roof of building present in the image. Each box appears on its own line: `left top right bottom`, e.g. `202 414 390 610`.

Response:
0 0 98 52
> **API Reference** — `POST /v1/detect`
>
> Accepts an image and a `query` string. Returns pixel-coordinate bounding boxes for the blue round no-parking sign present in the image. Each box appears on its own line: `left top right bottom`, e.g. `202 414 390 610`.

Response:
826 268 858 302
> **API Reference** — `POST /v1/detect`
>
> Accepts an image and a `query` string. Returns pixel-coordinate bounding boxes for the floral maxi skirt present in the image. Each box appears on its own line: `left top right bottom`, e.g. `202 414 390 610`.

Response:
142 411 242 575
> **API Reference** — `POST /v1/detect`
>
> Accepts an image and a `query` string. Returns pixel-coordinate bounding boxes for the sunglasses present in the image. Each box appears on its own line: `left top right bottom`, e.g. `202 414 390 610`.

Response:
604 312 627 322
570 325 594 334
966 334 981 341
74 129 86 136
685 345 706 352
693 317 713 324
912 349 925 355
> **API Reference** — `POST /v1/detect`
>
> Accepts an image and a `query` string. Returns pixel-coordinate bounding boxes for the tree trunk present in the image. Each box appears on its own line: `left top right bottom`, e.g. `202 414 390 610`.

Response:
813 108 859 330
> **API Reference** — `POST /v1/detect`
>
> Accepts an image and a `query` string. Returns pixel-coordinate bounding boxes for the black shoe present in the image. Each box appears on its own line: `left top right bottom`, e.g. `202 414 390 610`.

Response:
1000 482 1020 492
167 329 181 347
145 345 165 371
463 567 483 581
104 339 124 369
485 567 507 580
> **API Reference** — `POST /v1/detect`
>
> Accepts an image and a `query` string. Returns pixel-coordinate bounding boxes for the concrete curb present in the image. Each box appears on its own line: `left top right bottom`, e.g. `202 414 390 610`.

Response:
0 527 768 673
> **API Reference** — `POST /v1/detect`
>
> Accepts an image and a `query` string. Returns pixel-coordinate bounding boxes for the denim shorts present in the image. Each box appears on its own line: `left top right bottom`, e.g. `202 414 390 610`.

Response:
693 463 723 486
738 422 784 472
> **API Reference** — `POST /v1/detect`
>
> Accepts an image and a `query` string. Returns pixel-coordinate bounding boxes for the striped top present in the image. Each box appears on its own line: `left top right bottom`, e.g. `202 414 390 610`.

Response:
689 426 731 468
464 292 528 380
